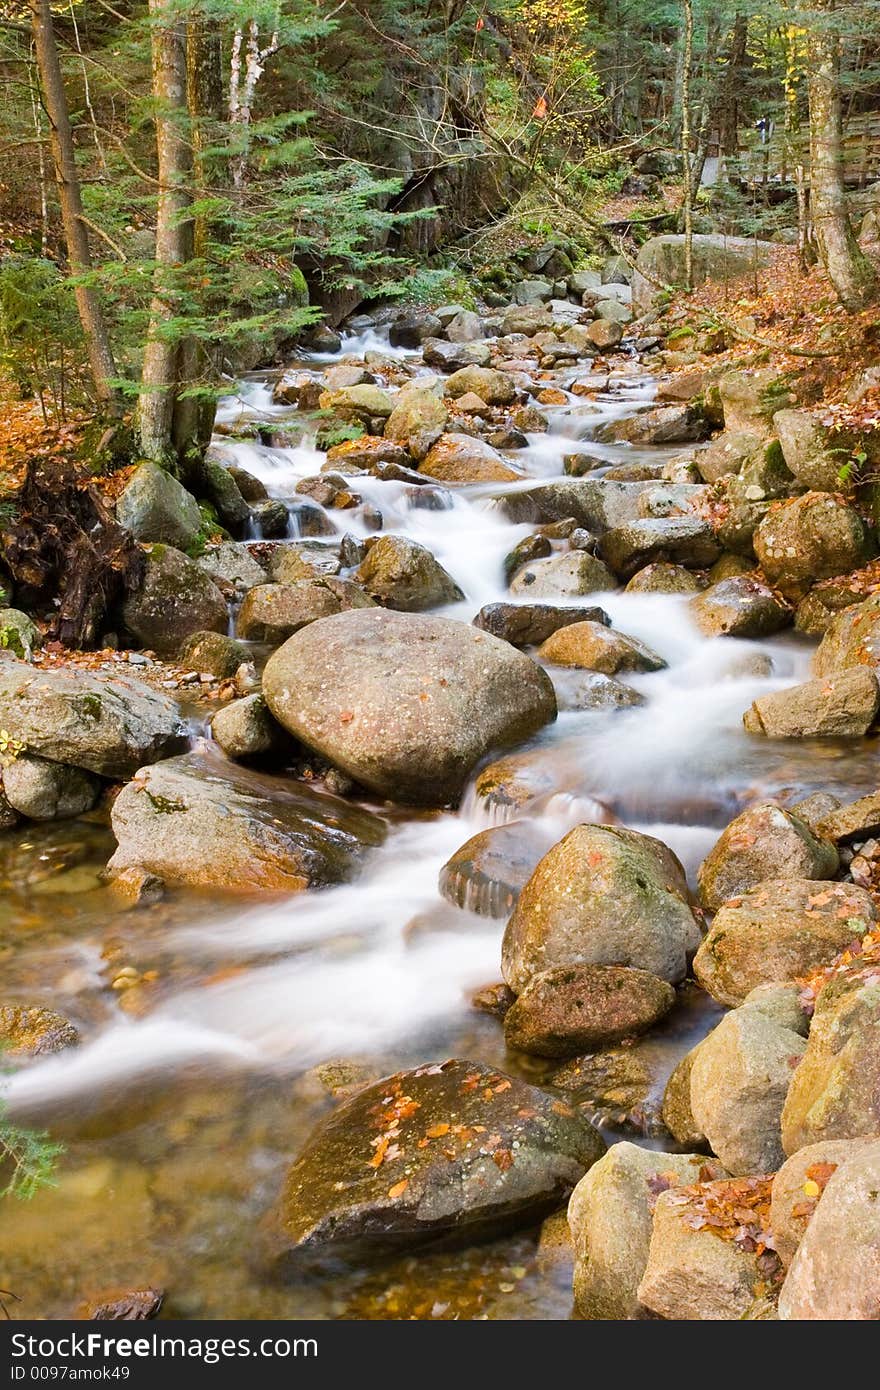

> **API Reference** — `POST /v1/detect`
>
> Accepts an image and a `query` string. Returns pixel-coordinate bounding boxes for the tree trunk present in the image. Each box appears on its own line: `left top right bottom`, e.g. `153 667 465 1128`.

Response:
681 0 695 289
30 0 118 408
807 0 876 308
718 12 748 159
137 0 194 464
173 12 225 464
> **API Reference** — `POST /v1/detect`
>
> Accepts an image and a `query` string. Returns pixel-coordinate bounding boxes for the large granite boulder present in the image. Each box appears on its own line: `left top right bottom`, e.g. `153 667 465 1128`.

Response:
502 825 701 991
694 878 875 1007
698 803 838 913
121 545 228 655
0 655 187 778
262 609 557 807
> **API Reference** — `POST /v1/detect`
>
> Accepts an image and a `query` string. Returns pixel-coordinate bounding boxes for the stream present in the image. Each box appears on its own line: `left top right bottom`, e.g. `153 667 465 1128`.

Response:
3 329 879 1321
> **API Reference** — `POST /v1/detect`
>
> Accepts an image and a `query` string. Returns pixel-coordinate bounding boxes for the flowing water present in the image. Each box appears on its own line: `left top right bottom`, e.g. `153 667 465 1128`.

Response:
3 331 880 1320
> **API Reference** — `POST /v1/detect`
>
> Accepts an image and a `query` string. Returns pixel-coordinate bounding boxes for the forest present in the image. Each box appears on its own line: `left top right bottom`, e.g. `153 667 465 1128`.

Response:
1 0 880 1330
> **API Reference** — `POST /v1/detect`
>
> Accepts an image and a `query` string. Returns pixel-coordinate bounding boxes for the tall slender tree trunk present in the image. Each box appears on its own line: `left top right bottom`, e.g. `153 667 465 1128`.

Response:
138 0 194 464
718 12 748 160
681 0 695 289
173 12 225 462
806 0 876 308
30 0 118 408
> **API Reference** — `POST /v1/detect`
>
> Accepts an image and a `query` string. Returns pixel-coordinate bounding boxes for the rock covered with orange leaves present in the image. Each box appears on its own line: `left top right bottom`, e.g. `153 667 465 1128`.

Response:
274 1059 605 1261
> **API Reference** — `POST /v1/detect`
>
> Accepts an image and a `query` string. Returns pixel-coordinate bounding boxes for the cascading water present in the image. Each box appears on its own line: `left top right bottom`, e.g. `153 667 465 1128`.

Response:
4 327 875 1320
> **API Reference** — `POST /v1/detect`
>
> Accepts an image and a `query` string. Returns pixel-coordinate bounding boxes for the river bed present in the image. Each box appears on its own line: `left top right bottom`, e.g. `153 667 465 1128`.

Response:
2 330 878 1319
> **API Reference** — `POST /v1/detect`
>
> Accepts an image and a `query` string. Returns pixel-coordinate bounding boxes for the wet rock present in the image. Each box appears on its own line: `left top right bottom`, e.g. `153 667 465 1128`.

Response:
662 1047 707 1148
273 369 318 405
271 543 341 584
297 472 361 510
178 631 250 679
500 305 553 336
0 608 39 659
552 1048 656 1129
422 339 491 372
814 591 880 676
599 517 721 577
743 667 880 739
202 455 250 533
637 482 709 518
326 436 410 472
116 462 202 551
122 545 228 655
444 366 516 406
625 562 704 594
514 278 553 305
778 1141 880 1319
502 825 701 991
384 387 449 453
225 465 266 502
553 670 646 711
604 462 665 483
501 535 552 581
593 298 632 325
587 319 623 349
389 309 442 347
690 991 807 1174
637 1180 771 1319
421 433 521 484
509 551 614 597
356 536 463 611
76 1288 164 1321
198 541 268 592
318 384 394 422
210 694 290 761
249 498 290 538
106 865 165 907
262 608 557 807
817 789 880 843
770 1139 863 1268
795 578 866 636
472 749 564 815
698 803 838 913
0 1004 79 1057
527 479 651 532
537 620 666 674
689 575 791 638
504 964 675 1057
1 754 100 822
694 879 875 1008
472 601 610 648
445 309 485 343
107 753 384 892
773 408 844 493
599 404 708 447
569 1142 714 1319
470 981 517 1018
782 972 880 1154
0 656 187 778
439 821 555 918
274 1058 605 1260
754 493 874 599
237 578 373 644
0 787 19 830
